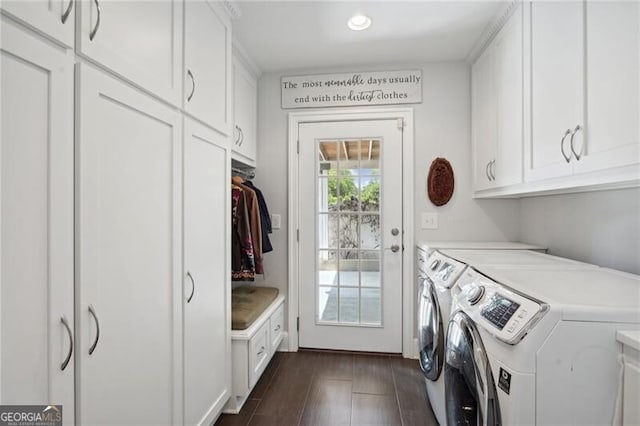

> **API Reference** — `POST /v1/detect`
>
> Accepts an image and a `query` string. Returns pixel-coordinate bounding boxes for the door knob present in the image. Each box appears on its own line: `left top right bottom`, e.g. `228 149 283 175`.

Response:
390 244 400 253
391 228 400 236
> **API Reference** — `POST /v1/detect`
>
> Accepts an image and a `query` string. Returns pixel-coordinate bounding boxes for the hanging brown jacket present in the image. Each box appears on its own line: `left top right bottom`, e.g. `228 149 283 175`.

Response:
237 182 264 274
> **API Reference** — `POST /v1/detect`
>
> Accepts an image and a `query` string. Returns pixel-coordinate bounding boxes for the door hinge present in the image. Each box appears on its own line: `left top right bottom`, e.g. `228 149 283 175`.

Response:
297 140 300 154
296 229 299 242
296 316 300 331
396 118 405 129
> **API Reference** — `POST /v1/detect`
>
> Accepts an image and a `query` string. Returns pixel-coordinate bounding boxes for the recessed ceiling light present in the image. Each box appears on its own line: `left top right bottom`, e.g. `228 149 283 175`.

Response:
348 14 371 31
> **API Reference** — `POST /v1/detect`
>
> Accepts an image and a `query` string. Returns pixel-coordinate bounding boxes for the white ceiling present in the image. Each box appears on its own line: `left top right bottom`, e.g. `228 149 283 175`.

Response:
232 1 506 73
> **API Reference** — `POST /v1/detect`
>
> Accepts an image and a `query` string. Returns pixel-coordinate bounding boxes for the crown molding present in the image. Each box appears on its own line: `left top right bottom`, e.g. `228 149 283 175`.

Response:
222 0 242 20
232 41 262 79
466 0 521 64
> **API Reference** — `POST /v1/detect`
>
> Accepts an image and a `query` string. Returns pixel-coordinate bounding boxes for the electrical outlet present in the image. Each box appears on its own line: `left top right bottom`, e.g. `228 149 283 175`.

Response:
271 214 281 230
421 212 438 229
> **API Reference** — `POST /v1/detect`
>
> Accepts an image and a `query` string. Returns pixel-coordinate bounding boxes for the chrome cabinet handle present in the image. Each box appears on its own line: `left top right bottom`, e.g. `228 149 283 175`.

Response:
257 346 265 356
88 305 100 355
89 0 101 41
485 161 491 181
187 70 195 102
238 127 244 146
234 125 241 145
490 160 496 181
186 271 195 303
61 0 73 24
60 315 73 371
560 128 572 163
569 124 583 160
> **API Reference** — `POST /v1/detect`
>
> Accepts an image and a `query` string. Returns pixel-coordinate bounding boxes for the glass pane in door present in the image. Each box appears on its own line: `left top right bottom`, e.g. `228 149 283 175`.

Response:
316 138 382 326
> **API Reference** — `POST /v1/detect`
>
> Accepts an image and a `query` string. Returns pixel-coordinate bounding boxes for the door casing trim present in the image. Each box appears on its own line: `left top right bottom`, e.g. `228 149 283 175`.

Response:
287 108 415 357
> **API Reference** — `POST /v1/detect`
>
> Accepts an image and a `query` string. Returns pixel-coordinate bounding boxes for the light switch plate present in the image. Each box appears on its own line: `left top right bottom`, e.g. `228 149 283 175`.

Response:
271 214 281 230
421 212 438 229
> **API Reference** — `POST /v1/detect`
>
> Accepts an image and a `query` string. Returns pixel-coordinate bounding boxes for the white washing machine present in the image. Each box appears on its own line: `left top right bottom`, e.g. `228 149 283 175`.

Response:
445 267 640 425
421 249 595 425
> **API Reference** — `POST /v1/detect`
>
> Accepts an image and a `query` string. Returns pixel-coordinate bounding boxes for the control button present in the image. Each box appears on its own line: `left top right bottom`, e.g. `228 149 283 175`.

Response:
517 309 528 319
467 285 485 305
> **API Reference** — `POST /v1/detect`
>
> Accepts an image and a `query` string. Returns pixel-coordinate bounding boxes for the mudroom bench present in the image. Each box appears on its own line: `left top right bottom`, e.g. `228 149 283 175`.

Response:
224 286 285 413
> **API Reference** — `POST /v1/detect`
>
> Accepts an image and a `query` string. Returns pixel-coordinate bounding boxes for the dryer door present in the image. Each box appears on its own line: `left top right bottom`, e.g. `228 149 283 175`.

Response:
418 275 444 381
445 311 501 426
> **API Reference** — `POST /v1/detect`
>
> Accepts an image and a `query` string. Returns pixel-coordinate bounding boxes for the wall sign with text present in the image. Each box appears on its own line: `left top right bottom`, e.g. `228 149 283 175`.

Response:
281 70 422 109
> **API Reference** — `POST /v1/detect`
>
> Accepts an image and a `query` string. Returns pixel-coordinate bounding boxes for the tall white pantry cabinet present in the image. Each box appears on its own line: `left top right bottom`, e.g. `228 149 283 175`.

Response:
0 1 233 425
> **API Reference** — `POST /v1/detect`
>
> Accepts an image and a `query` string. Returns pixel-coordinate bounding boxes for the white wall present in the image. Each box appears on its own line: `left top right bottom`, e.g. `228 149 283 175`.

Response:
253 61 521 333
520 188 640 274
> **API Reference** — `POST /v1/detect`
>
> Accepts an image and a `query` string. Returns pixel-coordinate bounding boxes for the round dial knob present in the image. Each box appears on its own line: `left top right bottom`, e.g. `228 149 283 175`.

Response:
467 285 485 305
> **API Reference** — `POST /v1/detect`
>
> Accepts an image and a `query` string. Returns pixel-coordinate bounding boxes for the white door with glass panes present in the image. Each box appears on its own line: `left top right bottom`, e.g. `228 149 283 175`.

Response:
298 119 403 353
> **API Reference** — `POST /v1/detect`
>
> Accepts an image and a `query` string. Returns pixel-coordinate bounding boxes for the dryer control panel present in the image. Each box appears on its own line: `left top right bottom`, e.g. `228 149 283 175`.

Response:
452 269 547 345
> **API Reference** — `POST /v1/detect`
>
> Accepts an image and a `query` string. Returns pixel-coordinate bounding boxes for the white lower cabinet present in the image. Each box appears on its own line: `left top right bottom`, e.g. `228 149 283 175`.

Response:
76 64 183 425
248 322 270 388
0 18 75 423
226 295 285 414
183 117 231 425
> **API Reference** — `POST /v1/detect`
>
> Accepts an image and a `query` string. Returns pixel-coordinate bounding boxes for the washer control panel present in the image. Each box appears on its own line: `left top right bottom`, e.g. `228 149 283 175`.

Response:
452 268 546 344
481 294 520 330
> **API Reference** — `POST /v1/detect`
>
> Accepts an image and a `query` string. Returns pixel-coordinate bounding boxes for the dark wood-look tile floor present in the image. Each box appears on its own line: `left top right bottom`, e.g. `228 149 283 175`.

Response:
215 351 438 426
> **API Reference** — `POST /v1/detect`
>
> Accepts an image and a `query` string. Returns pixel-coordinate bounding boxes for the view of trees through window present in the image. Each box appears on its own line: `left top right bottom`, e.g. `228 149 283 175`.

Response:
326 168 381 251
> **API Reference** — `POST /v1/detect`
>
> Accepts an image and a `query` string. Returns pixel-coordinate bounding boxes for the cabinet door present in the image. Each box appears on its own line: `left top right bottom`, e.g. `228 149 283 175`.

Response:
184 1 232 135
576 1 640 174
183 118 231 425
232 59 257 165
472 47 497 191
77 0 182 104
76 64 182 426
1 0 75 47
526 0 584 181
494 6 523 188
0 18 74 423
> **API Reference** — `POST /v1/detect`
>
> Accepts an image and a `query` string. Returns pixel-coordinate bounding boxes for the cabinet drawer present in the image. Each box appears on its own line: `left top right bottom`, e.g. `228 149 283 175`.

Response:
248 321 270 388
269 304 284 352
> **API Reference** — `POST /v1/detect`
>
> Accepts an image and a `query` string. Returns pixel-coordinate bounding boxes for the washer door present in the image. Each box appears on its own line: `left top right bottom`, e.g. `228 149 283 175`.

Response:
445 311 501 426
417 275 444 380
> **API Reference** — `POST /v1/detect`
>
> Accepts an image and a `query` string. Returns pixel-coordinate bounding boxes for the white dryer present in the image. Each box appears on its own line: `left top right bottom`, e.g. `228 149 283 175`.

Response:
445 267 640 425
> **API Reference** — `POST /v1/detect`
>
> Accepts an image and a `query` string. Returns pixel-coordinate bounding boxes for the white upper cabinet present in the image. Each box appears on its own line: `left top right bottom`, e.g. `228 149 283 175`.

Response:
77 0 182 105
493 6 523 188
0 0 75 48
473 0 639 196
232 55 258 165
184 1 232 135
577 1 639 174
472 46 497 192
525 0 585 182
1 18 75 423
472 5 523 193
183 118 231 425
76 64 182 426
